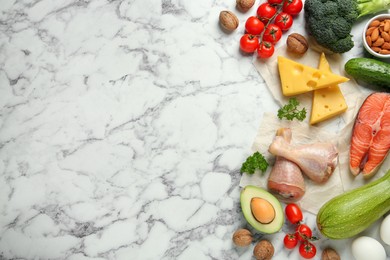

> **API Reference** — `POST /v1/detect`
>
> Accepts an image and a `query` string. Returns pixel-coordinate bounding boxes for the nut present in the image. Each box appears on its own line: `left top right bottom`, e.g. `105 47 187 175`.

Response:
321 247 340 260
253 240 274 260
286 33 309 54
232 229 253 247
236 0 255 12
366 18 390 55
219 10 239 32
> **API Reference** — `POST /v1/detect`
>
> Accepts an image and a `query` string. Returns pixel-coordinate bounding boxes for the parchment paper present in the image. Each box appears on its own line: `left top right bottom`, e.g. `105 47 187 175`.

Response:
239 31 390 214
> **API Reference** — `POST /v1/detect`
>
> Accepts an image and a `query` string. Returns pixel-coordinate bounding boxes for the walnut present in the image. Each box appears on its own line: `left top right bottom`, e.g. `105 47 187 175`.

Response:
236 0 255 12
286 33 309 54
232 229 253 247
321 247 340 260
219 11 239 32
253 240 274 260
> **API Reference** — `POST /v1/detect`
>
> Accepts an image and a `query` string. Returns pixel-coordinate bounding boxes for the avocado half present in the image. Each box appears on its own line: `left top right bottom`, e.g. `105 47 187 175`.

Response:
240 185 284 234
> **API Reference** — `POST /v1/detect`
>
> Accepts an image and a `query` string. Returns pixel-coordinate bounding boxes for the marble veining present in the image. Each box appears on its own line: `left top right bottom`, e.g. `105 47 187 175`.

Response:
1 0 389 260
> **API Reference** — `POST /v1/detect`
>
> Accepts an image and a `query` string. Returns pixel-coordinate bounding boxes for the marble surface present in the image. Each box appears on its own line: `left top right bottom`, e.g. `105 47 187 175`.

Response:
0 0 389 259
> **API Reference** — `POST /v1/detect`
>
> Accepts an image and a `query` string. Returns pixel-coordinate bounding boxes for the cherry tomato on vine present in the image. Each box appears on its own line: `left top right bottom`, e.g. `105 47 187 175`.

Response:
256 3 277 23
240 34 259 53
299 241 317 259
274 12 293 31
257 41 274 58
245 16 265 35
283 0 303 16
263 24 282 44
283 233 298 249
285 203 303 224
295 224 313 241
268 0 283 4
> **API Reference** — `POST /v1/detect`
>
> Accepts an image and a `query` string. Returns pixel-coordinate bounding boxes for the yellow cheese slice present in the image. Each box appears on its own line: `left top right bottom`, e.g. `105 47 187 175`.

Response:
277 56 349 96
310 53 348 125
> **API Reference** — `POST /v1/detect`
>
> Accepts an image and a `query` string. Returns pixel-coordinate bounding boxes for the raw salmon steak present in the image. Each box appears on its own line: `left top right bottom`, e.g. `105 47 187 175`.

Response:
350 92 390 178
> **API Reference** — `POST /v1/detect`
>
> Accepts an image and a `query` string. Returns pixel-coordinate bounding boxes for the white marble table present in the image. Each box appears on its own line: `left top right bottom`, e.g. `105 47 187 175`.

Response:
0 1 389 259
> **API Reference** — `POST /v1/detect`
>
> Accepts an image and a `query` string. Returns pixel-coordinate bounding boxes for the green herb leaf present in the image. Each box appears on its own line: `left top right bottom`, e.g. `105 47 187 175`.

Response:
240 151 269 175
278 98 307 121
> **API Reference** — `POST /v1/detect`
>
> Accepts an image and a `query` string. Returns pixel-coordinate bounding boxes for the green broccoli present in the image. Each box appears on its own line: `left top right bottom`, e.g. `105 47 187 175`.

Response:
304 0 390 53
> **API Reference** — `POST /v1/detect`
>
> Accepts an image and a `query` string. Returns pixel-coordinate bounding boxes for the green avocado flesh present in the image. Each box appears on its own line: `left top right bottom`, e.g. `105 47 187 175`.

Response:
240 185 284 234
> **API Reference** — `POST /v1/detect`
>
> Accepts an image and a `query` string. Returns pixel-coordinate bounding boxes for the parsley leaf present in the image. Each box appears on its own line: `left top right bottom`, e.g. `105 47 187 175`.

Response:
277 98 307 121
240 151 269 175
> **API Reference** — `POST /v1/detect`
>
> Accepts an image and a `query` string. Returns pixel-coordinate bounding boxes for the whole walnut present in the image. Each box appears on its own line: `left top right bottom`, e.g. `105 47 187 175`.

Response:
253 240 274 260
321 248 340 260
232 229 253 247
236 0 255 12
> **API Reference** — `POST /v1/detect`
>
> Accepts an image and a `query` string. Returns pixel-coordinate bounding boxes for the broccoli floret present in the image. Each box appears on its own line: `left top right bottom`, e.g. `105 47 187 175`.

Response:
304 0 390 53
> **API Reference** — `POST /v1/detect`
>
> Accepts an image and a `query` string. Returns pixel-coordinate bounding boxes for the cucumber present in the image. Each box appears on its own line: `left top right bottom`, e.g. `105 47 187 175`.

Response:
317 170 390 239
344 58 390 88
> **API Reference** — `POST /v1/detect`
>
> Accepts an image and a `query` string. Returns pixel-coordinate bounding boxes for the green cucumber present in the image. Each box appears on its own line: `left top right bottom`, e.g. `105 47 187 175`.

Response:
344 58 390 88
317 170 390 239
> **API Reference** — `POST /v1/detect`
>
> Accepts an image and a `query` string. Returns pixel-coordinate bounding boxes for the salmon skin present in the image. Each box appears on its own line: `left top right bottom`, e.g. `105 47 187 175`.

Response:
350 92 390 178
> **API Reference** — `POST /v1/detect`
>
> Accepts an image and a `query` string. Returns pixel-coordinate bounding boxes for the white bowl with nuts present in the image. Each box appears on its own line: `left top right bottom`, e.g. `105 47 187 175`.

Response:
363 13 390 58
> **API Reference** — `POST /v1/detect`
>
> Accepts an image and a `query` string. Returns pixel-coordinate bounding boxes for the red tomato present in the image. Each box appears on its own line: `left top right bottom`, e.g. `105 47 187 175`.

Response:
274 12 293 31
268 0 283 4
299 241 317 259
245 16 265 35
240 34 259 53
285 203 303 224
256 3 277 23
262 24 282 44
257 41 274 59
283 233 298 249
283 0 303 15
295 224 312 241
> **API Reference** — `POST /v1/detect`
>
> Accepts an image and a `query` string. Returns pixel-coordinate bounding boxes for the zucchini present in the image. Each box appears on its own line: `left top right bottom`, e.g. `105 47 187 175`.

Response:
317 170 390 239
344 58 390 88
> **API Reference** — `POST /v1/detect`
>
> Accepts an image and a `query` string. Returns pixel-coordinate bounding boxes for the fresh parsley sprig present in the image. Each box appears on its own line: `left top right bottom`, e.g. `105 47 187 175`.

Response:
277 98 307 121
240 151 269 175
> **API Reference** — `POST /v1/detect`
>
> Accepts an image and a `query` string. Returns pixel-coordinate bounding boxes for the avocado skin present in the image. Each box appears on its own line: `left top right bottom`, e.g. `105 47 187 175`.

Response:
317 170 390 239
240 185 284 234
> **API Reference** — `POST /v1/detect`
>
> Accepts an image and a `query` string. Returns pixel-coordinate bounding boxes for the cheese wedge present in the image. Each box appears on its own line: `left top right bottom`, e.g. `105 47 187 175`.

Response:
310 53 348 124
277 56 349 96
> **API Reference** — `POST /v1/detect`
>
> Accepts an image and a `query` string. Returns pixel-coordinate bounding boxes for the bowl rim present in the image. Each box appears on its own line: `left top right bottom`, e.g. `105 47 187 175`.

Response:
363 13 390 58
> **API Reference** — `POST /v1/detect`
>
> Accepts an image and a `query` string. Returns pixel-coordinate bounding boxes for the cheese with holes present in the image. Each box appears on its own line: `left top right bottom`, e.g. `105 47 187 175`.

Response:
277 56 349 96
310 53 348 124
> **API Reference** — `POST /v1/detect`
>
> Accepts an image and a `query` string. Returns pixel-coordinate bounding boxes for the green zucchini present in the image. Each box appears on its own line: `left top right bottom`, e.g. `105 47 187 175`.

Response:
317 170 390 239
344 58 390 88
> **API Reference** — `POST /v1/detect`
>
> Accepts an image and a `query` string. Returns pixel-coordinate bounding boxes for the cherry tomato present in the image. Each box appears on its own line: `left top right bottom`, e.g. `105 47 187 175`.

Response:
256 3 277 23
245 16 265 35
285 203 303 224
283 233 298 249
283 0 303 16
274 12 293 31
257 41 274 59
240 34 259 53
295 224 312 241
263 24 282 44
299 241 317 259
268 0 283 4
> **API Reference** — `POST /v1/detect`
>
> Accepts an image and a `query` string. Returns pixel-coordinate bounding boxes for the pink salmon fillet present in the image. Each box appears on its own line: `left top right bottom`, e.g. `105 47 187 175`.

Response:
350 92 390 177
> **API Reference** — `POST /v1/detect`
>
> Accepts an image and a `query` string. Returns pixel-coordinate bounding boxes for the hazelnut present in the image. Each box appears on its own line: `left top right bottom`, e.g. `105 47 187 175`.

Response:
286 33 309 54
219 10 239 32
253 240 274 260
232 228 253 247
321 247 340 260
236 0 255 12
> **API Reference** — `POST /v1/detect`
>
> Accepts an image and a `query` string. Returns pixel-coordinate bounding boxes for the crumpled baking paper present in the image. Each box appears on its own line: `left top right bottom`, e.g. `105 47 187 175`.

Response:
239 36 390 214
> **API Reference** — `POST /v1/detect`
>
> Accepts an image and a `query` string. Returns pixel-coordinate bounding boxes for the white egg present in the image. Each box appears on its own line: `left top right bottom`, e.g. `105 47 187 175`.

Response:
351 236 386 260
380 214 390 245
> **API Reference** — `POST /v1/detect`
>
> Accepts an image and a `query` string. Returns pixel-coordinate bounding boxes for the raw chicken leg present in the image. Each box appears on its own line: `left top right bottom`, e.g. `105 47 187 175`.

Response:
268 128 305 202
268 136 338 184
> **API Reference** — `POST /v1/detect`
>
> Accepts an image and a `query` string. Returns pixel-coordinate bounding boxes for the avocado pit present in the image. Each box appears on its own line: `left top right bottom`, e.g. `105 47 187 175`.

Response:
250 197 276 224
